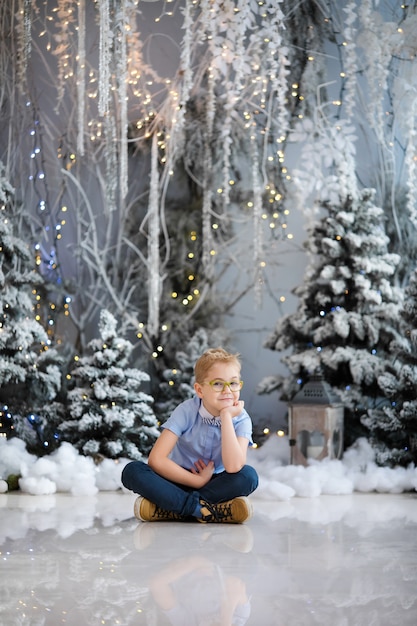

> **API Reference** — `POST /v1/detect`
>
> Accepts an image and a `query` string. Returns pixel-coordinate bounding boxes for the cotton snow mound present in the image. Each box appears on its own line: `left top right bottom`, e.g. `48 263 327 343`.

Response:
248 436 417 499
19 476 56 495
0 439 126 496
0 435 416 497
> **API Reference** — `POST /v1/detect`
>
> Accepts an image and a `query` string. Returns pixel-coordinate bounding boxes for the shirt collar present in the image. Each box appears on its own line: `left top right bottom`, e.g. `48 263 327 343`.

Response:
199 402 222 427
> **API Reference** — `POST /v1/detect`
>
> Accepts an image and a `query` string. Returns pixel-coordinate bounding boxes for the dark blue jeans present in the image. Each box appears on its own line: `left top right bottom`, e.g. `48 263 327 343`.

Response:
121 461 259 518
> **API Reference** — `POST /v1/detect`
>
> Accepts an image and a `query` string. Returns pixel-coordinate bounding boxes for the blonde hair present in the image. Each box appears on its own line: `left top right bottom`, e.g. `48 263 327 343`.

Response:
194 347 241 383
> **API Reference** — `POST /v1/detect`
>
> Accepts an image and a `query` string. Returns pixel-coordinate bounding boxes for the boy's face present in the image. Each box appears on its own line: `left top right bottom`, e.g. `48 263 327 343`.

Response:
194 361 241 416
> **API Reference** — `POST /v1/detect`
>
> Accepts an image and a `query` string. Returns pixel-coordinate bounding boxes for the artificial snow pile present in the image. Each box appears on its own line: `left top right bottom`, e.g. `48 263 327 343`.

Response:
1 435 416 498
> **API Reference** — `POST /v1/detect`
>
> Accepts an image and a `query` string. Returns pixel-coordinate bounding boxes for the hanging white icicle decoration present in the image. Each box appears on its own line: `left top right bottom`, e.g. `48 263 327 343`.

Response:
405 99 417 228
199 0 217 276
104 112 118 213
116 0 128 202
99 0 111 117
343 2 358 121
202 69 216 277
77 0 86 156
16 0 32 93
148 133 161 337
251 136 263 308
169 0 194 161
357 0 389 143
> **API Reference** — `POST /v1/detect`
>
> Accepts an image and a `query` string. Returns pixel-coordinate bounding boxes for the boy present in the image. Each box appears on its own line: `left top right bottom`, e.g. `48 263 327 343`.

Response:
122 347 259 523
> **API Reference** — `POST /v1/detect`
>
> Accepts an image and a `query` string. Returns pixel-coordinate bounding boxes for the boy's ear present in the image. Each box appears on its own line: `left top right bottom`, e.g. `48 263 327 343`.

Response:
194 381 203 398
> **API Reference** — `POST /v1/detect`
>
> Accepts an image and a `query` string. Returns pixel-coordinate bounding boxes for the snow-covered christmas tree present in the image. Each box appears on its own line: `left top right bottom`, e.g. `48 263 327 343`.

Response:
61 309 159 460
260 189 403 448
361 267 417 466
0 163 63 454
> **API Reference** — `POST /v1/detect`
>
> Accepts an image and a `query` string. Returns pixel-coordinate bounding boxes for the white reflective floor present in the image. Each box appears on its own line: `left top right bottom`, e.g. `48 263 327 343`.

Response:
1 491 416 626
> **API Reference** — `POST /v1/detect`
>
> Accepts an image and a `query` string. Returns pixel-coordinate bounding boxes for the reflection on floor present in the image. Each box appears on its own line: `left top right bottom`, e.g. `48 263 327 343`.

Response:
1 491 416 625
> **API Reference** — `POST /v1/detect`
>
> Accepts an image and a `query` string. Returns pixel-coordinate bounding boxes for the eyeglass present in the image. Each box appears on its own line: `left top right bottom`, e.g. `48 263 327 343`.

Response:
205 380 244 392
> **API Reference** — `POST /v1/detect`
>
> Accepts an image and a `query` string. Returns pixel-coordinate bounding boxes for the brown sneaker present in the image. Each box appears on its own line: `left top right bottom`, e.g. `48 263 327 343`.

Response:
134 496 184 522
198 497 253 524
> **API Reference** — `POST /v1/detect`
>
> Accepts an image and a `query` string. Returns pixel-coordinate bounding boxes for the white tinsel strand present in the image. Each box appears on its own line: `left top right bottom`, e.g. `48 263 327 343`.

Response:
54 0 76 112
260 1 289 143
104 113 118 213
251 136 263 307
405 99 417 228
219 0 251 210
201 67 216 276
147 133 160 338
169 0 194 161
99 0 111 117
15 0 32 94
357 0 390 143
342 2 358 120
77 0 86 156
116 0 128 202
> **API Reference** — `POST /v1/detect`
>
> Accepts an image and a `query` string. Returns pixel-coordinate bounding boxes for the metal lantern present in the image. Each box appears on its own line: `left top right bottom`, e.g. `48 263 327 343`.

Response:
288 375 344 466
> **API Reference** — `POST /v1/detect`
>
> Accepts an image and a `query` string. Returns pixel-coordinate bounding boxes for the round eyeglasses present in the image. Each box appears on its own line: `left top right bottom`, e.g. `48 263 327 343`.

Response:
205 380 243 392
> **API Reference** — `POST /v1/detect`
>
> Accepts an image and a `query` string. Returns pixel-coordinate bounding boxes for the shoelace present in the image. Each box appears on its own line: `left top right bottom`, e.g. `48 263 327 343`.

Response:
201 501 233 522
152 506 180 520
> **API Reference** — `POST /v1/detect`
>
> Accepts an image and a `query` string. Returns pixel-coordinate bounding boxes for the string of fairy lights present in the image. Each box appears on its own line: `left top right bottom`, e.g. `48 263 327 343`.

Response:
20 1 299 355
24 100 72 345
7 1 304 449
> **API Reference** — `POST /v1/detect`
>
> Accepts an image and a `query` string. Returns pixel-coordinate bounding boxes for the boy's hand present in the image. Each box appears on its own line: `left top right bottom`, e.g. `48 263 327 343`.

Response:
219 400 244 419
190 459 215 486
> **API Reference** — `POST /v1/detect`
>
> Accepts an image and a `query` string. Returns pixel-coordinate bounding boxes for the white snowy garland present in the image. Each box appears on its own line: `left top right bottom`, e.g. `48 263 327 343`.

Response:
15 0 32 94
115 0 128 202
257 0 289 175
251 136 263 307
98 0 111 117
405 98 417 228
104 112 118 214
357 0 392 144
168 0 194 161
147 133 161 337
202 69 215 276
53 0 76 112
76 0 85 156
342 1 358 121
200 0 217 275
